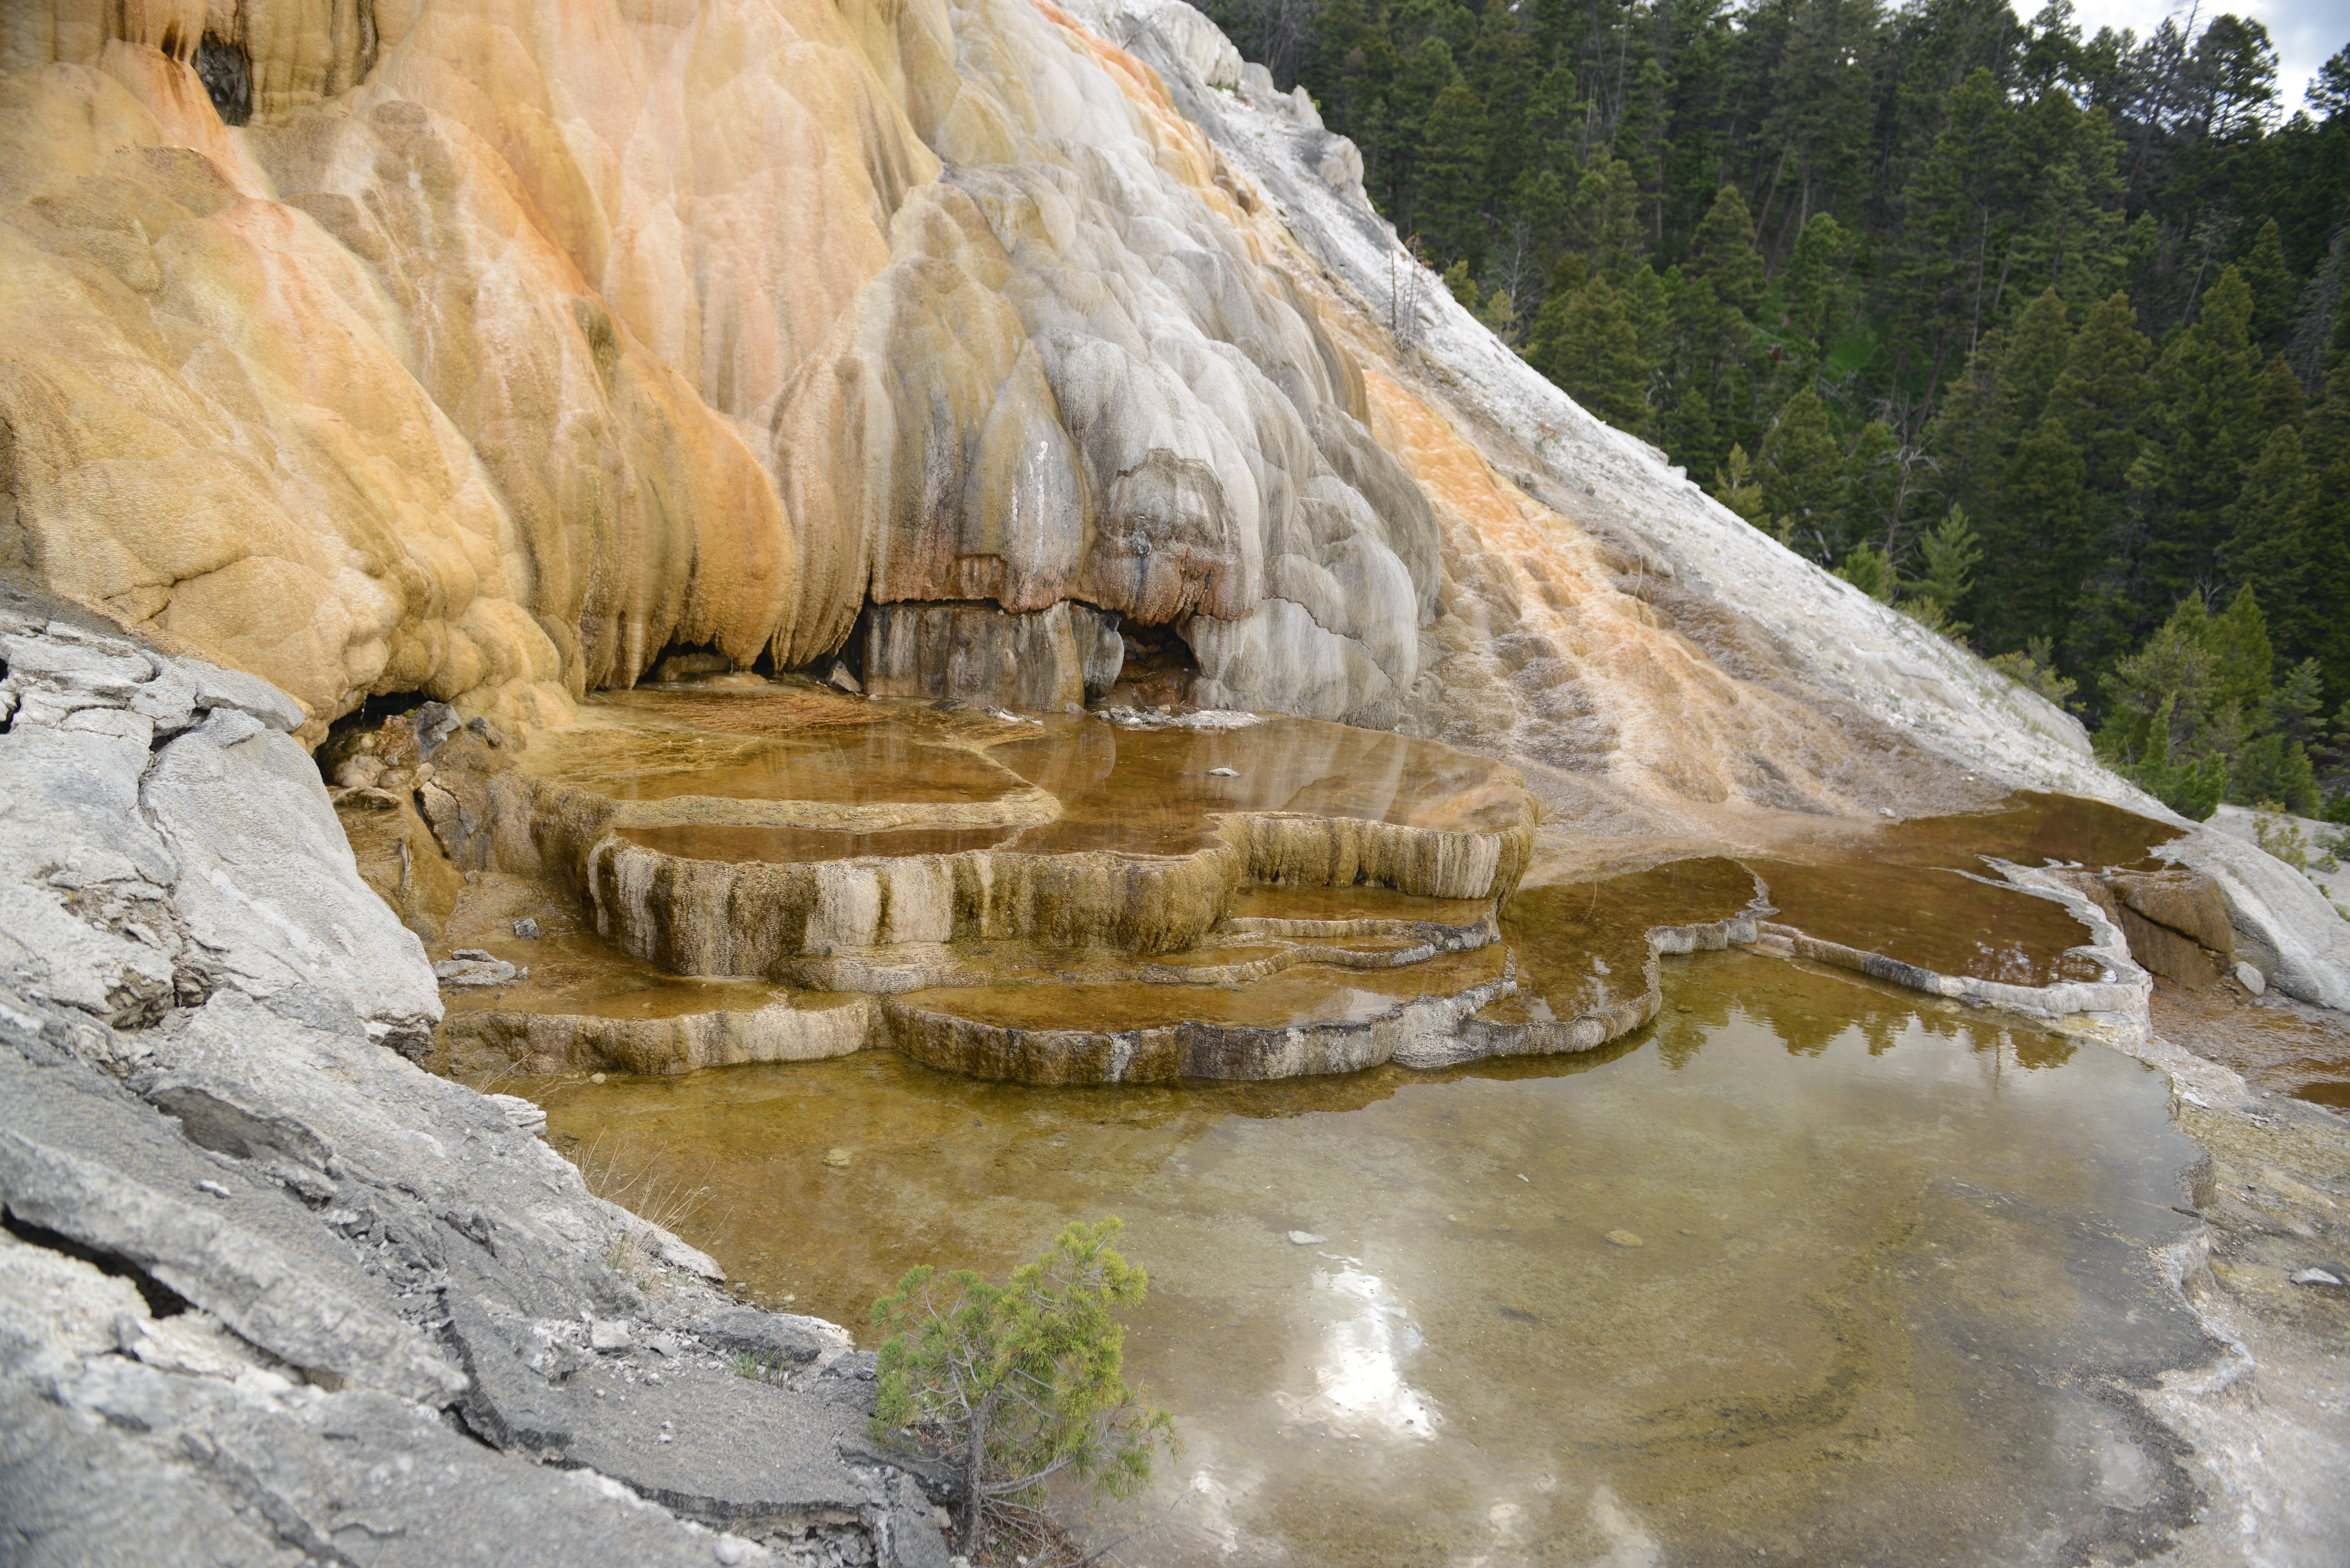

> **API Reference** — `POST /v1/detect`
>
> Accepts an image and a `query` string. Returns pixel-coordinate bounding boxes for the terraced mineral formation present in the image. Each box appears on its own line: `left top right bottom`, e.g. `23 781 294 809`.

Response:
384 679 2174 1085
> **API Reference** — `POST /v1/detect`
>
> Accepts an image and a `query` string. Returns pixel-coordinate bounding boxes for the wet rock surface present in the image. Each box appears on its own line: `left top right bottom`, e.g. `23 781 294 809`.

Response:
0 608 951 1568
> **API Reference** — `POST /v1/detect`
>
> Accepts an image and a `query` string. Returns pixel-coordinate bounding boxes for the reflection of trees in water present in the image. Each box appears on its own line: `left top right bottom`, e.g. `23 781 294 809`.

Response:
1641 953 2077 1071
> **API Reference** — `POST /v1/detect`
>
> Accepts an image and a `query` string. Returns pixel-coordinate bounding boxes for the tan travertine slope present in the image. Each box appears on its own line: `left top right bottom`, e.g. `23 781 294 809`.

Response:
4 0 1419 742
0 0 2294 851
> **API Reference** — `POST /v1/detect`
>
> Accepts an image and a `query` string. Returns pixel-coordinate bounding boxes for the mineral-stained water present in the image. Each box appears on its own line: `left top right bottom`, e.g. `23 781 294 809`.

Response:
541 947 2213 1566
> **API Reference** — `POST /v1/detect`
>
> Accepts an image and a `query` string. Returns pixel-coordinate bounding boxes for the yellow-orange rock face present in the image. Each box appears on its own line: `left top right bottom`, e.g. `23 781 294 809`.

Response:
1 0 1443 743
1 0 2088 834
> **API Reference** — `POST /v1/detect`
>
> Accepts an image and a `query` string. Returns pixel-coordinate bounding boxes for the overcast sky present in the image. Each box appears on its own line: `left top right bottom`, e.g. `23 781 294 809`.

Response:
2063 0 2348 115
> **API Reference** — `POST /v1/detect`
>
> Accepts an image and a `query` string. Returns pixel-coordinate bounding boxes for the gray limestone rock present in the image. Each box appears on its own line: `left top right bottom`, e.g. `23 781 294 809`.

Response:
441 1286 575 1453
35 1357 745 1567
680 1307 849 1368
0 1039 464 1404
876 1471 958 1568
0 724 181 1026
560 1361 877 1531
173 655 309 734
435 953 523 987
143 708 441 1051
2165 827 2350 1009
0 1380 307 1568
141 1071 335 1169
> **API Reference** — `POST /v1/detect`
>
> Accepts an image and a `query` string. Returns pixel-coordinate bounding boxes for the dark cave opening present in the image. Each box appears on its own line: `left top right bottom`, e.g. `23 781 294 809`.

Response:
194 35 252 126
1101 617 1197 708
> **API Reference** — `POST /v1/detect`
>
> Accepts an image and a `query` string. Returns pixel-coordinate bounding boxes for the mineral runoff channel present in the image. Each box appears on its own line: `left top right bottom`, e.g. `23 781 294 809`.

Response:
398 681 2303 1561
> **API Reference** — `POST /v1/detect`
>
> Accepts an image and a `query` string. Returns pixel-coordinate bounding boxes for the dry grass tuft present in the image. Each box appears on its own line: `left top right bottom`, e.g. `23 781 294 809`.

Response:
562 1130 716 1287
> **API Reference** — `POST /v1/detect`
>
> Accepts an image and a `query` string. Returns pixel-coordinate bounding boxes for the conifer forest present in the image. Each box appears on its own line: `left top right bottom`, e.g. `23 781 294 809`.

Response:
1201 0 2350 820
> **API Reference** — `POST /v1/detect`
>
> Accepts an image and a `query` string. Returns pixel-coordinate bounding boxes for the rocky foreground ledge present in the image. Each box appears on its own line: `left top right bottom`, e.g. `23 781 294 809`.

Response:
0 591 954 1568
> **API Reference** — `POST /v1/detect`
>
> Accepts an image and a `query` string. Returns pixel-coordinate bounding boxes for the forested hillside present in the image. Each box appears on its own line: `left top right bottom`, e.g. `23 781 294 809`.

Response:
1201 0 2350 819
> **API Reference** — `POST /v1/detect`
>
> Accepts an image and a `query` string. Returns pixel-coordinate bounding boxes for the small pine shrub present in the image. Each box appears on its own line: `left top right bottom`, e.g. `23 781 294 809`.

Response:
870 1218 1176 1559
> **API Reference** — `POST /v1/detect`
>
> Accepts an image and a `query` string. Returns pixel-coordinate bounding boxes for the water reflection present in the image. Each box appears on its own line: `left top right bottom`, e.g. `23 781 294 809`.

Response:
1279 1264 1438 1441
533 950 2214 1566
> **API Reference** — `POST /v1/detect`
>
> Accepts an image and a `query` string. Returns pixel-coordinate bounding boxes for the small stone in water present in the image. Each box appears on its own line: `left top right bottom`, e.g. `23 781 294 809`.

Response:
1605 1229 1645 1248
433 953 519 987
512 917 540 939
1287 1230 1325 1245
1208 766 1238 776
589 1072 607 1084
2291 1267 2343 1286
824 1148 852 1167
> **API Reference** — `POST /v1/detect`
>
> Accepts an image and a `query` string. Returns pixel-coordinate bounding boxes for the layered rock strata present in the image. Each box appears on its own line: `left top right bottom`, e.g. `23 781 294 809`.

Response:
0 602 952 1567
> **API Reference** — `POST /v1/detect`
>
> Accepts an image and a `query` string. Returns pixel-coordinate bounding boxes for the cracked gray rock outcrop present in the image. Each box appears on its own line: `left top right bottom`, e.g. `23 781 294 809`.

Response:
0 592 950 1568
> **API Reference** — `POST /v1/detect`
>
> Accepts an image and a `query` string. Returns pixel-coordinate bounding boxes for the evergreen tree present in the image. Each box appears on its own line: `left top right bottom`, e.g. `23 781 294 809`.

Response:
1756 388 1844 560
2293 272 2350 701
2244 658 2330 814
1927 326 2011 526
2009 87 2127 310
2225 424 2319 660
1444 260 1477 311
1837 542 1896 601
1769 212 1857 397
2254 351 2306 430
1416 80 1491 269
1467 1 1535 200
1567 159 1645 282
2240 217 2300 347
1714 442 1770 531
1530 271 1651 436
2208 584 2277 725
1987 416 2091 649
1617 53 1672 234
1381 37 1462 229
1842 418 1905 556
2095 595 2235 819
1903 509 1984 639
2041 290 2153 667
1663 187 1768 478
1892 68 2019 412
870 1219 1173 1557
2312 43 2350 121
1687 183 1766 318
1997 288 2078 432
2133 266 2264 630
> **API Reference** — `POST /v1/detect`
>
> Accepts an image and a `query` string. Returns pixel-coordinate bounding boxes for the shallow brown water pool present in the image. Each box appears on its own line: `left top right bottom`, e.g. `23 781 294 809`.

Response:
536 950 2214 1565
